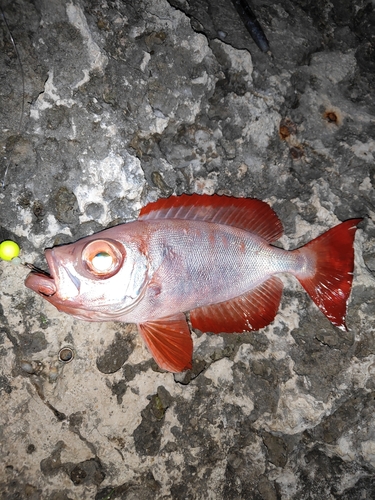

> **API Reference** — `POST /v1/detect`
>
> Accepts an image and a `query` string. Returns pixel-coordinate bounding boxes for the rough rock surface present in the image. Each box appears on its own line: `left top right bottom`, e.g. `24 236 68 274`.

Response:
0 0 374 498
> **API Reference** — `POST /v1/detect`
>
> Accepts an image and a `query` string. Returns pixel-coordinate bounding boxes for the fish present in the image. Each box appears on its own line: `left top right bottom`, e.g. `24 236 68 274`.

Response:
25 194 362 373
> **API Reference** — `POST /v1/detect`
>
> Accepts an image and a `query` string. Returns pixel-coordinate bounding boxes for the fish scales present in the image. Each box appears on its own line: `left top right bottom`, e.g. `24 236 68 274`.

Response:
127 219 301 322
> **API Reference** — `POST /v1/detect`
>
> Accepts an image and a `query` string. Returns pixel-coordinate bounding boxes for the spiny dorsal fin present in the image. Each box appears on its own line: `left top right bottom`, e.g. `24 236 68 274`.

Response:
139 194 283 243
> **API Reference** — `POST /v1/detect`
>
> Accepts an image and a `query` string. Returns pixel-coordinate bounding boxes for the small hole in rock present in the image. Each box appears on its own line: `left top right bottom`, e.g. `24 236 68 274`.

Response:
59 347 74 363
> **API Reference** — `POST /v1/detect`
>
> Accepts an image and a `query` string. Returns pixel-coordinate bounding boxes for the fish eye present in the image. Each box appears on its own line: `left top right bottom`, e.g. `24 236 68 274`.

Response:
82 240 124 278
91 251 113 272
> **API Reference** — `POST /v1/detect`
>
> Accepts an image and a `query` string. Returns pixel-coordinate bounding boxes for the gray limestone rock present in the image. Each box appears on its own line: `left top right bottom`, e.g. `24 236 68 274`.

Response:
0 0 374 498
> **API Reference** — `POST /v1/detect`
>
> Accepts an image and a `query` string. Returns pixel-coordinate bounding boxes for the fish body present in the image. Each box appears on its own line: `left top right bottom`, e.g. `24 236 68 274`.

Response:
25 195 361 372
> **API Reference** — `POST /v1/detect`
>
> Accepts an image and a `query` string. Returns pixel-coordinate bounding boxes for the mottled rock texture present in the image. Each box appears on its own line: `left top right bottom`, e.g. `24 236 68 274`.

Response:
0 0 374 498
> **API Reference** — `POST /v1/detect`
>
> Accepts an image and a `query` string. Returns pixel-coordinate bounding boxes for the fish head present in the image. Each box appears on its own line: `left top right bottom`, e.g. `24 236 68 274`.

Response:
25 234 149 321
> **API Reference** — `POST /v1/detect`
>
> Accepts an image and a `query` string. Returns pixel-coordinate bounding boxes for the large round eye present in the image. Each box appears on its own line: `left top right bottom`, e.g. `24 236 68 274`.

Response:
82 239 124 278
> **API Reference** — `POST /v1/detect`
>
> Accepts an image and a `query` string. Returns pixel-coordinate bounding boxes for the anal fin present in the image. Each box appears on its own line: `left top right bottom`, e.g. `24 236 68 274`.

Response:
190 277 283 333
138 313 193 373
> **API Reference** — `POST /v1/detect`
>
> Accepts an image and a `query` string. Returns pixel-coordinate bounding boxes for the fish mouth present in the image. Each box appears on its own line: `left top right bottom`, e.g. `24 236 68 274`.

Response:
24 250 57 297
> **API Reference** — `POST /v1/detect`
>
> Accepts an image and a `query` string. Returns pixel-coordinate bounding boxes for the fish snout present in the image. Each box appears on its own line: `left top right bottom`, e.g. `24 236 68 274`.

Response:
25 272 57 297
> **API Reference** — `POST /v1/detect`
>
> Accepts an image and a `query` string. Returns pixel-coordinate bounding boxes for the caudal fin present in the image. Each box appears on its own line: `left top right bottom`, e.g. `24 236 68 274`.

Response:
295 219 362 330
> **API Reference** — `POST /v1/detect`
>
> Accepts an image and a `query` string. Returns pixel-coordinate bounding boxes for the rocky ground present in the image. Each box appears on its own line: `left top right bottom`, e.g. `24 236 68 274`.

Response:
0 0 375 498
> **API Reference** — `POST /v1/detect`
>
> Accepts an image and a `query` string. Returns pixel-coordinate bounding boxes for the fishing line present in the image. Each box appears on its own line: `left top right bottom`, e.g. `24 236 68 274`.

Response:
230 0 270 53
1 4 25 188
22 262 51 277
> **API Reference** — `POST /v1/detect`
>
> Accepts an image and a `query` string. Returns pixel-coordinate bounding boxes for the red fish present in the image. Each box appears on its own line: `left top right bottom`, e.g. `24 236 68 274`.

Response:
25 195 361 373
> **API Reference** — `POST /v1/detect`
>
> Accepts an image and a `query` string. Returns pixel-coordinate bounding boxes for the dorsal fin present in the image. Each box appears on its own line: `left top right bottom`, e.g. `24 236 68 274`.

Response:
139 194 283 242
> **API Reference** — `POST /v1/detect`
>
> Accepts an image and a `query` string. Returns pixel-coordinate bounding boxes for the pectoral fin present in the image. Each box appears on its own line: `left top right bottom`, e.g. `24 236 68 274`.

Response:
190 277 283 333
138 314 193 373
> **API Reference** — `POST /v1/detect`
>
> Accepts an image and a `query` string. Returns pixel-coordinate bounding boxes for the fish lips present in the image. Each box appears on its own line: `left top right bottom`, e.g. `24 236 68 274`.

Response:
25 249 58 297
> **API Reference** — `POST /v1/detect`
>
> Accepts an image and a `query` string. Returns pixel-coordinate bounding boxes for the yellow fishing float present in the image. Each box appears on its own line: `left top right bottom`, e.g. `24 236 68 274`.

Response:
0 240 20 261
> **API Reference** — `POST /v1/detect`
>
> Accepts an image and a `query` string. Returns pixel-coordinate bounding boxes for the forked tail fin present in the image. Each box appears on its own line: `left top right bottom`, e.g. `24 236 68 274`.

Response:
294 219 362 330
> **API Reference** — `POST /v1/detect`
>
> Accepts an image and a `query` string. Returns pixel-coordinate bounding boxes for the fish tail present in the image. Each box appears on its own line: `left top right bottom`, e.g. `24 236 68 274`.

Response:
294 218 362 330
